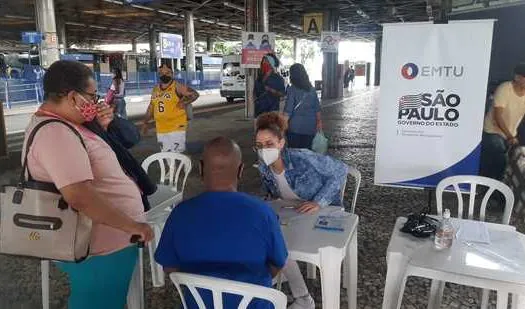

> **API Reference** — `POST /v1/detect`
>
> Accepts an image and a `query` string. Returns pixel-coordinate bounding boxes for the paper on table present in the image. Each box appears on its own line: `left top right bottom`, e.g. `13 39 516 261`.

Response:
454 219 491 244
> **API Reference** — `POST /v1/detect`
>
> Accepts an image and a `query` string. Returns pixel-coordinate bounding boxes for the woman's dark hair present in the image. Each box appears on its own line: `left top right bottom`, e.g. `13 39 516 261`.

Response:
289 63 313 91
43 60 94 101
113 68 123 80
256 112 288 140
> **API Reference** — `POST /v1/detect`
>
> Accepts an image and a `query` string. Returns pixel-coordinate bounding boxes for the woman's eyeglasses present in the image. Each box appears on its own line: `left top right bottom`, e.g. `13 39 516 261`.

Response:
80 91 100 104
253 142 278 151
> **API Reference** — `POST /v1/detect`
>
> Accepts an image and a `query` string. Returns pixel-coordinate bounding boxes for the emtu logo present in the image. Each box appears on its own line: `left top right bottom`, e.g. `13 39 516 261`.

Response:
401 63 465 79
401 63 419 80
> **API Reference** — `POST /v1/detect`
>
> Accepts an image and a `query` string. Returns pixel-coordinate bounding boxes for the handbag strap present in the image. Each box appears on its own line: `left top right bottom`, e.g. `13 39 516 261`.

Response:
20 119 87 185
289 92 309 121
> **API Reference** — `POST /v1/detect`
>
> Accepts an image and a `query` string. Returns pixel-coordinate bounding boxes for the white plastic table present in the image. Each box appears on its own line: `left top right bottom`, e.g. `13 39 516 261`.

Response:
146 184 183 287
128 185 183 309
270 201 359 309
382 217 525 309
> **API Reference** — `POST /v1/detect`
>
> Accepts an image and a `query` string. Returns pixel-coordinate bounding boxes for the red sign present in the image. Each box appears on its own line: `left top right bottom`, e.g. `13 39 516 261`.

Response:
241 50 269 68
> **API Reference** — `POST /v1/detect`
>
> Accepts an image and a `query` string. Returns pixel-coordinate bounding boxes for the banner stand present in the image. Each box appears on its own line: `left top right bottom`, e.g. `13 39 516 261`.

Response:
374 20 495 191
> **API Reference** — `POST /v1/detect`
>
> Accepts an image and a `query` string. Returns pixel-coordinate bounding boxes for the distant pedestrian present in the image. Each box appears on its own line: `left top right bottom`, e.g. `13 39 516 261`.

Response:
111 68 127 119
344 62 355 89
33 66 44 104
142 64 199 153
284 63 322 149
254 53 285 117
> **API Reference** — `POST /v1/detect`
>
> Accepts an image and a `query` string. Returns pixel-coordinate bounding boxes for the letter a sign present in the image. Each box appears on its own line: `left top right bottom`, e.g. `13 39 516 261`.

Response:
303 13 323 35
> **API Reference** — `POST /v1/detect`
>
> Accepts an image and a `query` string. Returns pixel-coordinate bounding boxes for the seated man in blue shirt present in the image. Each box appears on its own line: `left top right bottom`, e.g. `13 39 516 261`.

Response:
155 136 288 308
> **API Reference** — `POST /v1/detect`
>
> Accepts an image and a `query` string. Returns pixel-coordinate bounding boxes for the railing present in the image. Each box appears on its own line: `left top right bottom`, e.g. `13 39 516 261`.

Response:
1 71 222 109
1 80 44 109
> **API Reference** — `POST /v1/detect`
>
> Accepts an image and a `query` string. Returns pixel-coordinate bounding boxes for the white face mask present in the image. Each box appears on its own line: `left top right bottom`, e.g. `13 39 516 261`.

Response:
258 148 280 165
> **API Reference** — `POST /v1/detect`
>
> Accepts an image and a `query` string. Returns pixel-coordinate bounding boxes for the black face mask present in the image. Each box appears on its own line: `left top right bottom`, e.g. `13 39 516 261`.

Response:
160 75 172 84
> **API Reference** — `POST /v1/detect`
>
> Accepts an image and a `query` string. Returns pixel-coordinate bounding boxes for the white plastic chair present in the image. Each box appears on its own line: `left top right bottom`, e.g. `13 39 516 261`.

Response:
306 165 361 281
395 175 515 309
141 152 192 288
343 165 362 214
142 152 192 193
171 272 287 309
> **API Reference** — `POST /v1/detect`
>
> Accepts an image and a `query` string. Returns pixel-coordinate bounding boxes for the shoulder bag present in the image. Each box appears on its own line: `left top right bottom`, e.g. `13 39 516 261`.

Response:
0 119 92 262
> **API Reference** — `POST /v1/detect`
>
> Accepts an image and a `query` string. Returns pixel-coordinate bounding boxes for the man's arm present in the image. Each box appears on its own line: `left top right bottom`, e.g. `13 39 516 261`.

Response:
60 181 153 242
269 265 282 278
176 83 200 106
141 102 154 135
494 107 519 144
265 86 284 98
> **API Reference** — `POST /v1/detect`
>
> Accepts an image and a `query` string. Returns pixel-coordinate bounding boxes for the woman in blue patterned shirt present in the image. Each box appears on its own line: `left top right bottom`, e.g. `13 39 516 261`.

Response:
254 112 349 309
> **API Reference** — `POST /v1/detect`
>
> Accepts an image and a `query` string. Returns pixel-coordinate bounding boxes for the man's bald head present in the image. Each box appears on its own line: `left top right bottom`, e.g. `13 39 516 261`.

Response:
201 137 243 190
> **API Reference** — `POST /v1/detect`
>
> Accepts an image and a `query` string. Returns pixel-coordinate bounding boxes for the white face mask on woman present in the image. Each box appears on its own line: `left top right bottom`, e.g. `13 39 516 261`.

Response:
258 148 280 165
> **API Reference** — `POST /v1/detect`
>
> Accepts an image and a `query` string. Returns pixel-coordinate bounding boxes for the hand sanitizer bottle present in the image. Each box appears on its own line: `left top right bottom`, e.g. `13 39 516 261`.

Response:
434 209 454 250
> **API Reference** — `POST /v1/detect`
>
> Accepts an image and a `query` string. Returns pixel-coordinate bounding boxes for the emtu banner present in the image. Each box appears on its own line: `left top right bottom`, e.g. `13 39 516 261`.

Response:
374 20 494 188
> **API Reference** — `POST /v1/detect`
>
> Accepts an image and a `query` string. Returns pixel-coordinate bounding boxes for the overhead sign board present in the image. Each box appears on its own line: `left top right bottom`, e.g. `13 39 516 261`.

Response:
241 32 275 68
60 54 95 62
21 32 43 45
321 32 340 53
303 13 323 35
159 33 183 59
374 21 495 188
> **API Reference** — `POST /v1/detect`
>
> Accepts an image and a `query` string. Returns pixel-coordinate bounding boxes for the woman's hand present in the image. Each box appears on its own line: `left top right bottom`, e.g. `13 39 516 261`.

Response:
129 222 154 243
296 201 321 214
316 120 323 132
96 104 114 131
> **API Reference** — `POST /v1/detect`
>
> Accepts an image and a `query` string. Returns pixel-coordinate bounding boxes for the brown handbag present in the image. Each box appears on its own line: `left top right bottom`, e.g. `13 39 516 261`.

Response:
0 119 92 261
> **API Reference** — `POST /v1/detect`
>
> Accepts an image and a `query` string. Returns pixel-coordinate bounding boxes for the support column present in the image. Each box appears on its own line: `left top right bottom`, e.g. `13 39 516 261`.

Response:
132 39 137 53
244 0 258 119
185 11 196 84
374 35 382 86
366 62 371 86
56 17 67 55
35 0 60 68
293 38 300 63
322 10 340 99
258 0 269 32
148 24 157 72
206 36 213 52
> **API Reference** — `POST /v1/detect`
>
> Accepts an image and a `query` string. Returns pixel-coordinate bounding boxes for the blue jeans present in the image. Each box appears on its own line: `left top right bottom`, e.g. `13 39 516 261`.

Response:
479 132 509 181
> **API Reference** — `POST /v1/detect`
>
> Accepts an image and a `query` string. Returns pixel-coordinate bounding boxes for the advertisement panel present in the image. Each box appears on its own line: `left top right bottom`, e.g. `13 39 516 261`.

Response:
374 20 494 188
321 32 340 53
241 32 275 69
159 33 183 59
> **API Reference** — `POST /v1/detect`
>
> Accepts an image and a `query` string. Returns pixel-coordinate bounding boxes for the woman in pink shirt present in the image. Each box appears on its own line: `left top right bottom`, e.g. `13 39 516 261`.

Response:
24 60 153 309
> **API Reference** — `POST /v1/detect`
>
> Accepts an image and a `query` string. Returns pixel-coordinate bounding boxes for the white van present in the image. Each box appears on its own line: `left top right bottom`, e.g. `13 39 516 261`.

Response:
220 55 245 103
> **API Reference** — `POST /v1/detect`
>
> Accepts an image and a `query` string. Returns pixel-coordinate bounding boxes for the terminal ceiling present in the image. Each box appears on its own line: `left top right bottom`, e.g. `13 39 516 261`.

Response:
0 0 497 49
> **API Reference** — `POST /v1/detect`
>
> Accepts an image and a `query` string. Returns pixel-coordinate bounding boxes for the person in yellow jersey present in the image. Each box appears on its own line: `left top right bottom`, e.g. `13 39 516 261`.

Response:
142 64 199 152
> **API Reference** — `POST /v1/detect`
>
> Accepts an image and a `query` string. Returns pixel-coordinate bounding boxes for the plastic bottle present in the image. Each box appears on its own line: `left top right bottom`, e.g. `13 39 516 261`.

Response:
434 209 454 250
